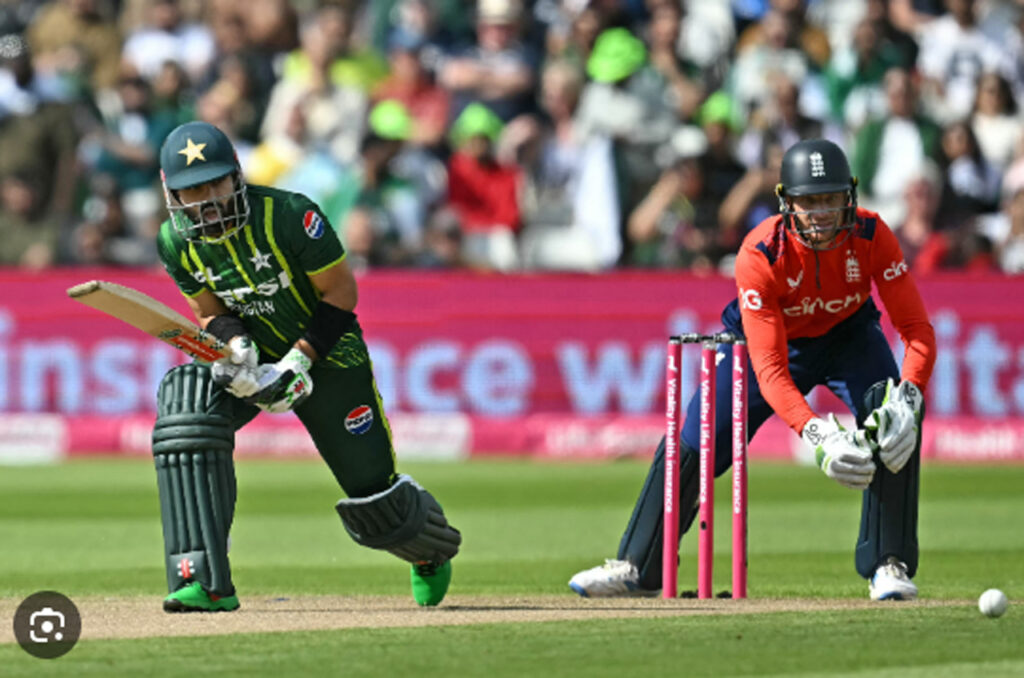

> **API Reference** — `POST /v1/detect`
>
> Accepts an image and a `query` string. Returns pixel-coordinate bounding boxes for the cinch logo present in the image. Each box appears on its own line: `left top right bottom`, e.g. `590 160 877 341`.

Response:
740 288 763 311
345 405 374 435
782 293 863 317
883 259 908 281
303 210 325 239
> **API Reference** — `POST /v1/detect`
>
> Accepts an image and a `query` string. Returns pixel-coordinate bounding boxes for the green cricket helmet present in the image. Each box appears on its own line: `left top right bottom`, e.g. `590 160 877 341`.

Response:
159 121 250 243
775 138 858 251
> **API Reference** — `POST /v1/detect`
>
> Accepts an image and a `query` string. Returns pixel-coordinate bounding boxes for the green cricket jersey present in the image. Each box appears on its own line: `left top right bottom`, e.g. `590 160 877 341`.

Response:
157 184 370 368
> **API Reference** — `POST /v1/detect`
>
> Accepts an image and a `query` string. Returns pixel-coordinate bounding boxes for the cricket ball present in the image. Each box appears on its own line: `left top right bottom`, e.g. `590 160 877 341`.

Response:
978 589 1009 618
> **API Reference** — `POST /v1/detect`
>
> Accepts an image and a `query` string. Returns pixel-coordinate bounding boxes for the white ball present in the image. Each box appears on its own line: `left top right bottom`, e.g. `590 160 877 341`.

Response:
978 589 1009 618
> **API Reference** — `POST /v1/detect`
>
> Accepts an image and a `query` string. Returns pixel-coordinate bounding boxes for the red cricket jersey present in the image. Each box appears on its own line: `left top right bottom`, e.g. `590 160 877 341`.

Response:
734 208 936 434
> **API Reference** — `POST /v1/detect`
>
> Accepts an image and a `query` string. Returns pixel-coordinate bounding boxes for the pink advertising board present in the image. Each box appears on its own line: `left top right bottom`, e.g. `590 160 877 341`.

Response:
1 268 1023 461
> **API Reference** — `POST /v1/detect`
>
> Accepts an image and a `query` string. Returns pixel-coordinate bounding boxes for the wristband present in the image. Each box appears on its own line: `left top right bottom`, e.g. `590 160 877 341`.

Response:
303 301 357 359
206 314 247 342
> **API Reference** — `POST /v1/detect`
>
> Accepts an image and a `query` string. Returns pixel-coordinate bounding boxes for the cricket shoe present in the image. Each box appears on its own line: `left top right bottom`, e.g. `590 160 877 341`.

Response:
411 560 452 607
163 581 240 613
869 556 918 601
569 559 659 598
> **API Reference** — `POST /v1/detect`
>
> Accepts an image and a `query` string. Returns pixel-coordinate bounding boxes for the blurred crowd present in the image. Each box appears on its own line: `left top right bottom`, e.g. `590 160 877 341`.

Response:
1 0 1023 274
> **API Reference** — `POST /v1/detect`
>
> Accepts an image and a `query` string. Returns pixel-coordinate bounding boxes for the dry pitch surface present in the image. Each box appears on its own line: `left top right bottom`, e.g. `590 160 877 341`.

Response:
0 595 966 642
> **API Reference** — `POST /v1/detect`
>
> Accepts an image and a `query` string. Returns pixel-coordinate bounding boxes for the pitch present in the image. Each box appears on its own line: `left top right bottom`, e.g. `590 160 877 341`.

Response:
0 458 1021 676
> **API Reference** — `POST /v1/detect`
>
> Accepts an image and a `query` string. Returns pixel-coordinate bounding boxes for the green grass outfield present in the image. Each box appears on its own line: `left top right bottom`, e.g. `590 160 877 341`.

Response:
0 457 1021 676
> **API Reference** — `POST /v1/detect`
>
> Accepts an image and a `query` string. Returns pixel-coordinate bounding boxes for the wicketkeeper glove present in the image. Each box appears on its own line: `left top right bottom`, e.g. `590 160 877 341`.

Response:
211 336 262 399
802 414 877 490
249 346 313 413
865 379 922 474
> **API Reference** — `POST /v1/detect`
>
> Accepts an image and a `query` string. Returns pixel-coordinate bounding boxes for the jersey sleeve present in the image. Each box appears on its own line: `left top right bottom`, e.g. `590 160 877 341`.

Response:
870 220 936 390
281 193 346 274
156 221 204 297
735 245 817 433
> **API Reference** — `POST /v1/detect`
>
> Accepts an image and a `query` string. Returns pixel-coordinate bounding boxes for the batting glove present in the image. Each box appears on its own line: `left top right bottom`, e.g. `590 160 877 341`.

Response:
865 379 922 474
211 336 262 399
802 414 877 490
249 346 313 413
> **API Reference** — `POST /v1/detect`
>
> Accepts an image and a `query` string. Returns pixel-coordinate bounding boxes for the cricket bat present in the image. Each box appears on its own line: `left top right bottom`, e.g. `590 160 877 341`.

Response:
67 280 227 362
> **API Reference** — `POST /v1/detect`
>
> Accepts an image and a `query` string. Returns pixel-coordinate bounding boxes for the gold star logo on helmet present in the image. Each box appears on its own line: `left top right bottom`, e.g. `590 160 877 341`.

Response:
177 137 207 166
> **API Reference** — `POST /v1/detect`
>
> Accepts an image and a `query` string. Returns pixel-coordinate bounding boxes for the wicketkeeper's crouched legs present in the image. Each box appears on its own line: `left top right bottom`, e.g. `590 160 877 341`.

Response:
617 437 701 591
855 379 922 579
153 363 238 599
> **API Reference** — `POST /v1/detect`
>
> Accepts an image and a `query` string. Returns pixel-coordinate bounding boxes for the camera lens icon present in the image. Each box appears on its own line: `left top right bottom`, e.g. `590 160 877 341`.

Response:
14 591 81 659
29 607 66 643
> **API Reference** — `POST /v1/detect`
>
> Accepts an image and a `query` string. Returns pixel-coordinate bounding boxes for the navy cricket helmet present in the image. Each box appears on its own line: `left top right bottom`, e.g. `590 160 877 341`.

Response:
159 121 250 242
775 139 859 250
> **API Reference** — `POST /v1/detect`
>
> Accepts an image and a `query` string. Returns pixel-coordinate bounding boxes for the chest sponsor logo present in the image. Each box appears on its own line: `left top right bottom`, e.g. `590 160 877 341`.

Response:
209 271 293 316
883 259 908 281
845 251 861 283
345 405 374 435
740 288 763 311
782 293 863 317
303 210 325 239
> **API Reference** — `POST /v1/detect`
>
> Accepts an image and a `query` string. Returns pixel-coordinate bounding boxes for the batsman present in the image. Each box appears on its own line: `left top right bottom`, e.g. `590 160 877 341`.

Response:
151 121 460 612
571 139 935 601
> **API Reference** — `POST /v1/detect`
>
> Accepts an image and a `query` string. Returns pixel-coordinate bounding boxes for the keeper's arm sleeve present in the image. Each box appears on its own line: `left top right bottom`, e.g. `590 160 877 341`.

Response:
735 246 817 433
871 220 936 390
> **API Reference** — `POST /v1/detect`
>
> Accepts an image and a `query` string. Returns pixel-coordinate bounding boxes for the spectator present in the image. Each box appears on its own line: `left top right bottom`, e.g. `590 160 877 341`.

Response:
727 9 810 123
414 206 467 269
0 172 63 268
261 10 368 165
697 91 747 214
718 129 786 241
27 0 122 93
984 161 1024 272
896 161 949 270
645 1 706 121
0 33 79 217
438 0 538 122
938 119 1001 218
150 60 195 126
736 73 841 169
851 67 943 226
735 0 832 70
511 60 621 271
279 4 387 96
915 0 1015 123
325 100 427 266
626 125 721 270
823 14 905 130
67 172 155 265
373 29 451 150
121 0 215 84
544 3 606 73
575 27 678 225
970 72 1022 172
445 102 522 271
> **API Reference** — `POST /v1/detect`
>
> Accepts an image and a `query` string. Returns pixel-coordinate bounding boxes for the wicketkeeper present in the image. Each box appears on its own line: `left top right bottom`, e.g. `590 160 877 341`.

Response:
570 139 935 601
151 121 460 612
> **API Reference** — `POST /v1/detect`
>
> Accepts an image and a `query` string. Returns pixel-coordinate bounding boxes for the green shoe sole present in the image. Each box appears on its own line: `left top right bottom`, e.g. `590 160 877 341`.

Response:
411 560 452 607
163 581 240 613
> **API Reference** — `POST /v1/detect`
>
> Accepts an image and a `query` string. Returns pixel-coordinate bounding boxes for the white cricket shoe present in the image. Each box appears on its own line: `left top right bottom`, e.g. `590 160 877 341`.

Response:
869 556 918 601
568 559 659 598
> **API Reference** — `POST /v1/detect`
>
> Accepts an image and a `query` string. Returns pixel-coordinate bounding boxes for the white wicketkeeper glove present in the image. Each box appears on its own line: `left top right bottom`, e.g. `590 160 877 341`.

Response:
250 346 313 413
802 414 877 490
864 378 922 474
211 336 262 398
